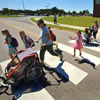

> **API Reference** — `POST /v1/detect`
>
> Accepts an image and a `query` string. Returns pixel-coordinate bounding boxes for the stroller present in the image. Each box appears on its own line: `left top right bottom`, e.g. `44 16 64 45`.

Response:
0 48 43 94
82 27 93 45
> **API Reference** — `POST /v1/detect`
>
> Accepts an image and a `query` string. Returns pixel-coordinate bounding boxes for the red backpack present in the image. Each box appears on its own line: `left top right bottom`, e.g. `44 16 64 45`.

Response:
50 31 56 41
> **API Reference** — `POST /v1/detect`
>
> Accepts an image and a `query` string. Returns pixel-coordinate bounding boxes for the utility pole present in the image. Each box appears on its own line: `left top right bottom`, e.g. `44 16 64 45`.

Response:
22 0 25 15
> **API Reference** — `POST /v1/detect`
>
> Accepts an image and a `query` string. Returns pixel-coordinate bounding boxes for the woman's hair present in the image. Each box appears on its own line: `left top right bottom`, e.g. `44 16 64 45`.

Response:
37 19 46 26
1 29 11 37
78 30 81 35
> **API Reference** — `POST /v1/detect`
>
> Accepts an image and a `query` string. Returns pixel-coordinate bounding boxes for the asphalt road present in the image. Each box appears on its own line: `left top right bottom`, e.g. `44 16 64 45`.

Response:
0 16 100 100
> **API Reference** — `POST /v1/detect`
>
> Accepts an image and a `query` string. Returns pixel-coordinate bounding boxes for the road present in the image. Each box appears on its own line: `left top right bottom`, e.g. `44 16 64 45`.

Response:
0 16 100 100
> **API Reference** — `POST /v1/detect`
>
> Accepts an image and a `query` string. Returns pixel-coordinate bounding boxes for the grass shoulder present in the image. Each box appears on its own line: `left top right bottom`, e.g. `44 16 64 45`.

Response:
43 16 100 27
31 18 84 33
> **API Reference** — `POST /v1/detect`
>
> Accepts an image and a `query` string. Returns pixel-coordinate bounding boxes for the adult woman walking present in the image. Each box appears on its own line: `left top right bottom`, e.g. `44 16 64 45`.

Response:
36 19 62 65
92 21 99 40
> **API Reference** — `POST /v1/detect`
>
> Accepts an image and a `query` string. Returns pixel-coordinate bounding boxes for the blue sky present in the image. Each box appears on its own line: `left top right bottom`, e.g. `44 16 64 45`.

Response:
0 0 93 13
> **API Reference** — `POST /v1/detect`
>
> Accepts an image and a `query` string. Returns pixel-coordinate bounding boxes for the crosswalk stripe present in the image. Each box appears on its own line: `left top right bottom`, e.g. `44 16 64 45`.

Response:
0 60 55 100
0 59 11 72
44 51 88 85
68 40 100 52
58 43 100 66
18 89 54 100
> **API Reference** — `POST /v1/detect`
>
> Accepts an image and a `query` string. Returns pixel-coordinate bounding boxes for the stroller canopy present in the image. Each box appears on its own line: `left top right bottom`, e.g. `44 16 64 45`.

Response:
17 48 36 61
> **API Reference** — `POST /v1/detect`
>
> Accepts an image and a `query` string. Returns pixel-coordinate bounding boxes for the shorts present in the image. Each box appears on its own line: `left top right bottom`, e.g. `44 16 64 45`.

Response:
9 48 17 55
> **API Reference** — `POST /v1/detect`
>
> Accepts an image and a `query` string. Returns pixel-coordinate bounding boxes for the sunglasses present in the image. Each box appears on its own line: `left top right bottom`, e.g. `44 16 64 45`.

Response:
37 23 41 26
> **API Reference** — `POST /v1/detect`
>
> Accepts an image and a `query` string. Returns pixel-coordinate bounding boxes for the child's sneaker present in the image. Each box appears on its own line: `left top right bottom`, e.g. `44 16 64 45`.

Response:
60 55 63 61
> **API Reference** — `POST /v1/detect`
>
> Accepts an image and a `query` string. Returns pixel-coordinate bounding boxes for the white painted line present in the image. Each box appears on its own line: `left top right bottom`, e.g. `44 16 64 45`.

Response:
0 59 55 100
68 40 100 52
58 43 100 66
18 89 54 100
44 52 88 85
0 59 11 72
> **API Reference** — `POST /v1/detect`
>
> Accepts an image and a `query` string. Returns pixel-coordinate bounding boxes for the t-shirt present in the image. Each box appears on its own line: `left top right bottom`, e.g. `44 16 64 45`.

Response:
76 35 82 43
22 36 32 48
54 16 57 20
92 24 99 32
40 26 52 46
5 36 13 48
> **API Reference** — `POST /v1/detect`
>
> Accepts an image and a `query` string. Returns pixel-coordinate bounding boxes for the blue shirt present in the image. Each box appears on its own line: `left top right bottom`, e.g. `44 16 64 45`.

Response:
40 26 52 46
5 36 13 48
54 16 57 20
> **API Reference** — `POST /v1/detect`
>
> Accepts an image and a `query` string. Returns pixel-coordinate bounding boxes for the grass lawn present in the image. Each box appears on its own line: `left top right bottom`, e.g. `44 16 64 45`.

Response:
0 15 25 18
43 16 100 27
31 18 84 33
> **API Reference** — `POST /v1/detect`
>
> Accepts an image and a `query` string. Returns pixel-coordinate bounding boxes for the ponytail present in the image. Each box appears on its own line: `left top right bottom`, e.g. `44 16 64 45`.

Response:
2 29 11 37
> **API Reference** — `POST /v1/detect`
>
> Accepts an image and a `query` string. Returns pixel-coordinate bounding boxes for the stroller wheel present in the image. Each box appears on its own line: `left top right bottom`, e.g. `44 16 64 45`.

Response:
0 77 6 84
0 77 8 95
26 67 43 81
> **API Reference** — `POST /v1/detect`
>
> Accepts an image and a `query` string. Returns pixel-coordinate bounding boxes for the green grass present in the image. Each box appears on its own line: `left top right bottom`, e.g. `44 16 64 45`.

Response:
43 16 100 27
0 15 25 18
31 18 37 22
31 18 84 33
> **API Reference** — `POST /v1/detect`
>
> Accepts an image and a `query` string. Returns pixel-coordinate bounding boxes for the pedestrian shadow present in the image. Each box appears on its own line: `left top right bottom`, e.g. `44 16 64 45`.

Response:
39 60 69 87
5 73 51 99
75 56 96 69
85 43 99 47
56 60 69 80
9 80 44 100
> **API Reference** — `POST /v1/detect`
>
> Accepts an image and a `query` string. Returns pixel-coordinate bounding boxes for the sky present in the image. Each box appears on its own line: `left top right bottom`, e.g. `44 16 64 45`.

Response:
0 0 94 13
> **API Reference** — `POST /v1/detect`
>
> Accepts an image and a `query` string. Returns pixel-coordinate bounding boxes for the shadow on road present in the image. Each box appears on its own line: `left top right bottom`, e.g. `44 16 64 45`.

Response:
75 56 96 69
85 43 99 47
40 61 69 87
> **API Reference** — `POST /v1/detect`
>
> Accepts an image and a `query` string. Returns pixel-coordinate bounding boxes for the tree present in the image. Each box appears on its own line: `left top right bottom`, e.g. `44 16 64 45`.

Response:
83 10 90 16
51 7 58 15
2 8 9 15
79 11 83 16
72 11 76 16
0 10 2 15
68 11 71 15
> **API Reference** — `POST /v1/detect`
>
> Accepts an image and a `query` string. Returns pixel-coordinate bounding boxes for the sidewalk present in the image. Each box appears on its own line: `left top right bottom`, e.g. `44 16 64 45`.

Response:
34 17 100 39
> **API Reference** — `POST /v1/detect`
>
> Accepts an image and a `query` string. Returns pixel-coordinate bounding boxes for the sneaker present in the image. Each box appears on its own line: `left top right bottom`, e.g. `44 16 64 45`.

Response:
41 63 46 67
60 55 63 61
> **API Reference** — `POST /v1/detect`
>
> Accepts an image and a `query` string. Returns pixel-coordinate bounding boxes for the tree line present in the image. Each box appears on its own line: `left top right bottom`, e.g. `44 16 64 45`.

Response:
0 7 91 16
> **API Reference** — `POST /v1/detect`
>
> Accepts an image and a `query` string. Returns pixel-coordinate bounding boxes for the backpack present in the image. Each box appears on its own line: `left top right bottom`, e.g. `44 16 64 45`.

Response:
11 37 19 48
25 36 35 47
50 31 56 41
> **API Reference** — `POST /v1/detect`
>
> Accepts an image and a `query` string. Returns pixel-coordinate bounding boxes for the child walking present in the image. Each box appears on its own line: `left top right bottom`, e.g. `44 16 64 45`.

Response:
19 31 35 49
1 30 18 59
69 31 83 57
48 26 62 55
48 27 58 48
